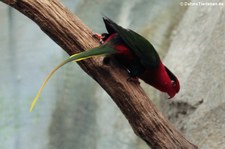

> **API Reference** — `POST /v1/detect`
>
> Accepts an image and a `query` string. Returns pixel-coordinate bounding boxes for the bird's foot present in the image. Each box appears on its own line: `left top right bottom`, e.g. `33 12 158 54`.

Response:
127 77 140 84
93 33 104 44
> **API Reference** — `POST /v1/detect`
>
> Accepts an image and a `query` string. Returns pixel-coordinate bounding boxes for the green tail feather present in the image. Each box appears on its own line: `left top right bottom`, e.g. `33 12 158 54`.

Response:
30 44 116 112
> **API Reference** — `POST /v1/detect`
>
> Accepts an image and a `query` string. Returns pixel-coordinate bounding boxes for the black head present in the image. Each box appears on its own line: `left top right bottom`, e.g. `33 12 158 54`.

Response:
165 66 180 98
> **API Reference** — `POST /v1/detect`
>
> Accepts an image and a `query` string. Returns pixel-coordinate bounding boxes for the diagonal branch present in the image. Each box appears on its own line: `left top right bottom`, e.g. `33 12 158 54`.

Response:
1 0 197 148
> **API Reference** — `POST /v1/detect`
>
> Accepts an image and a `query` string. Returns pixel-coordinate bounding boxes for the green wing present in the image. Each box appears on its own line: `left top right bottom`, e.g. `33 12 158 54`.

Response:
103 17 160 68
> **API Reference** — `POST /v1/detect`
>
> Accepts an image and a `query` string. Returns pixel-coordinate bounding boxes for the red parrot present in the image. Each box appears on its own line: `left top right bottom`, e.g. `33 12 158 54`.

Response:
30 17 180 112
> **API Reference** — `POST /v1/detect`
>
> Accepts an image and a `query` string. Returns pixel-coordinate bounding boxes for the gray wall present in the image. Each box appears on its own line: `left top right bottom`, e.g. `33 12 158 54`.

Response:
1 0 222 149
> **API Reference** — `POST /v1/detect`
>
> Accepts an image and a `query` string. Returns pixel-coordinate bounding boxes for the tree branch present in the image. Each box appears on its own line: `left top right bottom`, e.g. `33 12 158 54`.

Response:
1 0 197 148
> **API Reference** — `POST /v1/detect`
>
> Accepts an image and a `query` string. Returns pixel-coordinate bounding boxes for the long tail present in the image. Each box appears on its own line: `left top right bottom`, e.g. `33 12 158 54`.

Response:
30 44 116 112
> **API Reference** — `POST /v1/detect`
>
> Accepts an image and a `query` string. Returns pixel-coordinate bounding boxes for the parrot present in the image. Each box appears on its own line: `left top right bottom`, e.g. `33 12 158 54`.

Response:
30 17 180 112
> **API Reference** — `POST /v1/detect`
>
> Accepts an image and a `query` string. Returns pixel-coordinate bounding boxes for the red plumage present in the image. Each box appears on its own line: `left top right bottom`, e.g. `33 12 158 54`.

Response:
92 18 180 98
98 19 180 98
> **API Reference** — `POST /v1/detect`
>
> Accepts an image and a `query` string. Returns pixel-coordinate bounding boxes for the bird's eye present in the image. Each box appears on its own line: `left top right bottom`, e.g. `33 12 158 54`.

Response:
171 80 176 87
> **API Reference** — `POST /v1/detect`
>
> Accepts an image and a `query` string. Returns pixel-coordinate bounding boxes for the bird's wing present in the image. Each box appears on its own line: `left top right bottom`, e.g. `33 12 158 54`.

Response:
103 17 160 68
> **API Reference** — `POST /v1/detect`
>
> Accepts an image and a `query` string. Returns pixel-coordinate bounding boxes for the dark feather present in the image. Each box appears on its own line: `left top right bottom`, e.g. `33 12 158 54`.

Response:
165 66 178 82
103 17 160 69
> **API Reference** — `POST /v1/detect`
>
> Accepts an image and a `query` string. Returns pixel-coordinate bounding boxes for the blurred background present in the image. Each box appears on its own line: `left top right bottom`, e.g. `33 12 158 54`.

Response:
0 0 224 148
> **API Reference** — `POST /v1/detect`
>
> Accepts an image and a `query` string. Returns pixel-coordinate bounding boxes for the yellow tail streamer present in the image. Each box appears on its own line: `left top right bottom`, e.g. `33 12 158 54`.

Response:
29 44 116 112
30 54 93 112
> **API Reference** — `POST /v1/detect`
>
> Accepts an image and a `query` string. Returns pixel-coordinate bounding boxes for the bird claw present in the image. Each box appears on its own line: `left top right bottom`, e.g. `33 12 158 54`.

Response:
127 77 140 84
93 33 101 40
93 33 104 44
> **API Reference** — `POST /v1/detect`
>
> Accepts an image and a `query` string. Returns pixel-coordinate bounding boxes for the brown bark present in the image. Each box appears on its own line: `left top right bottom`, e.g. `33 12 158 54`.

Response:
1 0 197 148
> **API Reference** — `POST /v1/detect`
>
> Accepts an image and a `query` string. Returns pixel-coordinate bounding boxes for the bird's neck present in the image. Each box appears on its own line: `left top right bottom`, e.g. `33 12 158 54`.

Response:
141 62 171 92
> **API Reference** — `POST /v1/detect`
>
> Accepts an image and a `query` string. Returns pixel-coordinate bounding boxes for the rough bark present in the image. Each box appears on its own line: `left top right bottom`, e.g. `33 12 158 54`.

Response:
1 0 197 148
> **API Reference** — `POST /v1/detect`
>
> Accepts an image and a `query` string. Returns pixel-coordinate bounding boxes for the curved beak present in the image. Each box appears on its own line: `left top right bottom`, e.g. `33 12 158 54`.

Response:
167 93 176 99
